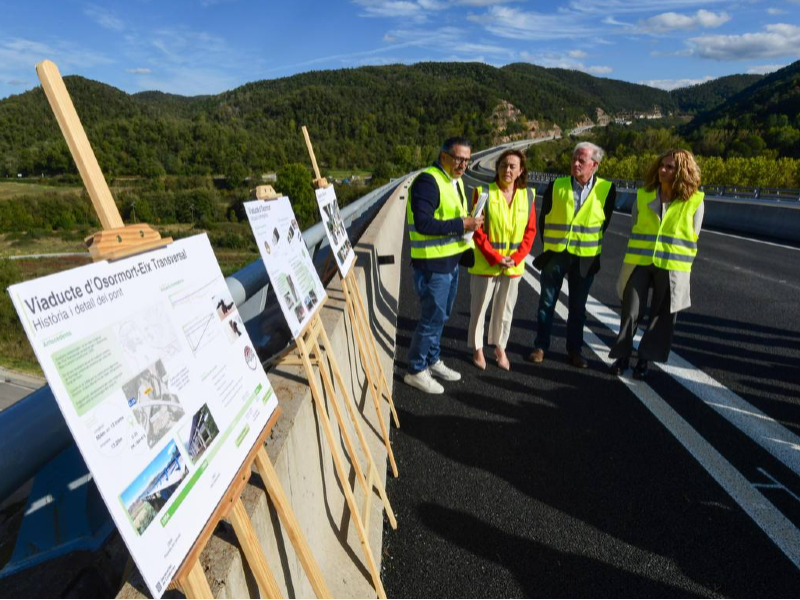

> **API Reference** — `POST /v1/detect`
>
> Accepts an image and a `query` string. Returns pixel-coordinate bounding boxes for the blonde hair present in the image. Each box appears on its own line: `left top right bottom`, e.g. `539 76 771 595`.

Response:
644 149 701 201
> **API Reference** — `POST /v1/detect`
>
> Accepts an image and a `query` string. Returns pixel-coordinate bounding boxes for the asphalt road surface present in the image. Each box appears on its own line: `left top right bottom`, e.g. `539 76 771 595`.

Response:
382 196 800 597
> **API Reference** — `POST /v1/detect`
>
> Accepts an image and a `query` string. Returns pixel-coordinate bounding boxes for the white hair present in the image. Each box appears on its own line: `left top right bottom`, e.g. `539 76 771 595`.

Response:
574 141 605 163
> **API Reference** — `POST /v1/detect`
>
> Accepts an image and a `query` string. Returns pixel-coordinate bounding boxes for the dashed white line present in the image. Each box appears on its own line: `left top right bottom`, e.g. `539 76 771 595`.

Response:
521 259 800 569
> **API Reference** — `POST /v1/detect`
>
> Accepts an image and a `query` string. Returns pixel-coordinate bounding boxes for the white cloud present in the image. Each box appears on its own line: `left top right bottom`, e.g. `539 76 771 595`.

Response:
586 65 613 74
688 23 800 60
456 0 523 4
767 8 787 15
567 0 732 15
641 9 730 32
353 1 429 19
746 63 785 74
469 6 596 40
640 76 715 91
127 68 152 74
569 49 588 58
83 5 125 31
0 37 113 70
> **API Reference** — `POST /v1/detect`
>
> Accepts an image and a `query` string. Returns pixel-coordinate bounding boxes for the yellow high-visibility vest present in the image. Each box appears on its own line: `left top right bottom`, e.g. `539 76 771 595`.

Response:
542 176 612 257
469 183 534 277
407 166 473 259
624 188 704 272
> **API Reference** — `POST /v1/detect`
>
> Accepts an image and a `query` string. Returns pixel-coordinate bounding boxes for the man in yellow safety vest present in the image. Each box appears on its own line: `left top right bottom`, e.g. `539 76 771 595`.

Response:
404 137 484 394
528 142 616 369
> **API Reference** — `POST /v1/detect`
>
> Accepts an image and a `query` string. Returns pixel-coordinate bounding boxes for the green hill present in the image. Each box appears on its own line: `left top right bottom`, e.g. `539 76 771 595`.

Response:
682 60 800 157
669 74 763 115
0 61 761 177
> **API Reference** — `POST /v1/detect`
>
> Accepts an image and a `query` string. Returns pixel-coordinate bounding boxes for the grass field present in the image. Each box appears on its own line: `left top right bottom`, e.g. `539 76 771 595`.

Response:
325 169 373 179
0 181 83 200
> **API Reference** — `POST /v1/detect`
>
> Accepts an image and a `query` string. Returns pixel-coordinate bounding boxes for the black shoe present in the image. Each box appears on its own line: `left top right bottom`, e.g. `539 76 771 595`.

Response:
632 359 649 380
609 357 629 376
567 352 588 369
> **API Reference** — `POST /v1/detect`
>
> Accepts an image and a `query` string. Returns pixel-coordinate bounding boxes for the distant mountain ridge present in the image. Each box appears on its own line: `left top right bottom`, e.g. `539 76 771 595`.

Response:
0 61 777 176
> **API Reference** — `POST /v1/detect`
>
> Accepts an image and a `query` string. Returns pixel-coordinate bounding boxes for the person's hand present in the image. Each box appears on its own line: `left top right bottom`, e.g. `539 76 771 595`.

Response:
463 215 484 232
499 256 515 269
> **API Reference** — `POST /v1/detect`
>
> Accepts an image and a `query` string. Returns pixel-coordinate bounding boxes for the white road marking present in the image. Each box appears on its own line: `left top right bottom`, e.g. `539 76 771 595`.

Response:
521 260 800 569
582 293 800 477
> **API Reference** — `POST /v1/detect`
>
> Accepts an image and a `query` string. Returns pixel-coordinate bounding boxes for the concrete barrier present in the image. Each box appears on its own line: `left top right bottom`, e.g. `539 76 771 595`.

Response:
612 189 800 242
116 176 411 599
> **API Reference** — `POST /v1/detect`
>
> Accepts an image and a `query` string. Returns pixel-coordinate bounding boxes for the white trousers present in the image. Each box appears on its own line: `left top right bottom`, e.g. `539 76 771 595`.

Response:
468 275 520 350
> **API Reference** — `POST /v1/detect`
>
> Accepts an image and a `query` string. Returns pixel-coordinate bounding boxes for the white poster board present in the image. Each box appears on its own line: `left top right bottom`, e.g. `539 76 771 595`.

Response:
315 185 355 276
7 234 279 599
244 197 327 339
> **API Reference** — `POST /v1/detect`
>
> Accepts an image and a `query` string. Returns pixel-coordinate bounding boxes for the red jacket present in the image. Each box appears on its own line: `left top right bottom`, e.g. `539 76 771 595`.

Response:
472 185 537 277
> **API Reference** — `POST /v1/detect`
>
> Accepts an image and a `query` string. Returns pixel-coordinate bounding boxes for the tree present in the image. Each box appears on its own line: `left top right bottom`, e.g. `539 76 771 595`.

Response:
275 163 316 228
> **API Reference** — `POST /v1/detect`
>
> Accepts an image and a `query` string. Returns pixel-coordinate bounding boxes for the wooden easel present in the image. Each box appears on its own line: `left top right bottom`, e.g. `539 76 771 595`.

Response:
301 127 400 480
36 60 330 600
252 187 397 599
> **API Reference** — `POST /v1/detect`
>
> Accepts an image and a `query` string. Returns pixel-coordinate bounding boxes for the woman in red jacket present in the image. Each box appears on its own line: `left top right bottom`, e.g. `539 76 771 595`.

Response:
468 149 537 371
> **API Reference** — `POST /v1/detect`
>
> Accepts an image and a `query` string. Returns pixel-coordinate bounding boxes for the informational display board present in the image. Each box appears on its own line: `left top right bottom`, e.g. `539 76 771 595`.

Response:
315 185 355 276
8 234 279 599
244 197 327 339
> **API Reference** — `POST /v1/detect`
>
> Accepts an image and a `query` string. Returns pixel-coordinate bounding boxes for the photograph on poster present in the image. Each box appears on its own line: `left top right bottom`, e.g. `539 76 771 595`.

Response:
315 186 354 276
120 439 189 535
214 292 235 320
225 314 245 342
179 404 219 465
123 360 185 449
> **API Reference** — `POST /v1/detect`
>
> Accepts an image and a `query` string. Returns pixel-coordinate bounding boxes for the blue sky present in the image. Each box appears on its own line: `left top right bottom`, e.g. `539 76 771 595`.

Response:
1 0 799 100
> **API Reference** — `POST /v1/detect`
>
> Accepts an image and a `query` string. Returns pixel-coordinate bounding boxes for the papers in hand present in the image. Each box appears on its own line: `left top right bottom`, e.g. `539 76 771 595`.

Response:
463 190 488 242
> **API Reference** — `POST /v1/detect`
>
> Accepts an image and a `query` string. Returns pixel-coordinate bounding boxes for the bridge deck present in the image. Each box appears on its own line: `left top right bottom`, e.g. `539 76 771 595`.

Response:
383 202 800 596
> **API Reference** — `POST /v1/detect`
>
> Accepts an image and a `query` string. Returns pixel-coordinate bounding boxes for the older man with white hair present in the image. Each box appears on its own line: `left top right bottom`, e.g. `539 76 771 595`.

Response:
528 141 616 369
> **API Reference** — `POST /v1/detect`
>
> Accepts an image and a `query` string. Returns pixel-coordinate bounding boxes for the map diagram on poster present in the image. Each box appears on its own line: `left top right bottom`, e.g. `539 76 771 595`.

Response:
7 234 279 599
315 185 354 276
244 197 327 339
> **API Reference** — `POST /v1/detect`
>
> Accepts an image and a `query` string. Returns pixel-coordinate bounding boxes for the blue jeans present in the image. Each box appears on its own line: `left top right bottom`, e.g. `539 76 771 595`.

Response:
407 265 459 374
534 252 594 355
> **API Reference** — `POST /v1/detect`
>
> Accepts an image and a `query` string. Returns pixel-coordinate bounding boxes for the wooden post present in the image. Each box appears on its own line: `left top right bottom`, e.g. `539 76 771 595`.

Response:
283 311 397 598
301 125 328 189
179 561 214 599
253 448 331 599
36 60 171 261
301 126 400 475
346 267 400 428
340 265 400 464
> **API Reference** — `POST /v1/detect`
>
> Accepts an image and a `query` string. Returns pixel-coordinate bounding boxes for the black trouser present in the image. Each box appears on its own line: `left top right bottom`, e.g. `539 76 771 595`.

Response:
609 264 678 363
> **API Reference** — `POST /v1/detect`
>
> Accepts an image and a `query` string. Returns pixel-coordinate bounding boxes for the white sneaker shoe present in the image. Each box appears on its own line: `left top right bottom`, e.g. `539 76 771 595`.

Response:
429 360 461 382
403 369 444 394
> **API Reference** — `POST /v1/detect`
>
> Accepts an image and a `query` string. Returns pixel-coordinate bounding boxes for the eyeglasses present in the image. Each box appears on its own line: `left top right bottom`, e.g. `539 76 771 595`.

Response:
445 152 471 166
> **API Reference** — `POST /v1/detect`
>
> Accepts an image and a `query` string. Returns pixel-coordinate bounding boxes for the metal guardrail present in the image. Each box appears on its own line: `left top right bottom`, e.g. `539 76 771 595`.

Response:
526 171 800 201
0 177 406 504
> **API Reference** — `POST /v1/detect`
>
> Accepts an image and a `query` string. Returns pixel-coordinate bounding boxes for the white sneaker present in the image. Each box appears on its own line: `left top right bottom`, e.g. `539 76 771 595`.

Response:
429 360 461 382
404 369 444 394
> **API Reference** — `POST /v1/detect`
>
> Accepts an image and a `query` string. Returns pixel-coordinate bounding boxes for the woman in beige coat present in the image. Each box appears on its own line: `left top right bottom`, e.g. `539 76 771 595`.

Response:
609 149 705 379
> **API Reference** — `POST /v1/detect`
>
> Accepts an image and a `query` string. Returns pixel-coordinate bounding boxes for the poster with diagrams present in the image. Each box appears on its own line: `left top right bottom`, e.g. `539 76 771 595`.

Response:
7 234 279 599
315 185 355 276
244 197 327 339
